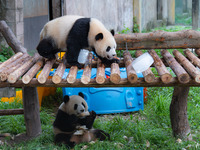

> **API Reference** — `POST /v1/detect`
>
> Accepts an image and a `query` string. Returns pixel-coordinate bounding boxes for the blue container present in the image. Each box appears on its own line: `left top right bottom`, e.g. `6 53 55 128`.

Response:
62 68 144 114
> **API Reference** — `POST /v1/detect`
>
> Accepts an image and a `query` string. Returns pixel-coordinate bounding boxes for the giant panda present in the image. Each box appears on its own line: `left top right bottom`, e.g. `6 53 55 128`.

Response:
53 92 110 148
36 15 119 68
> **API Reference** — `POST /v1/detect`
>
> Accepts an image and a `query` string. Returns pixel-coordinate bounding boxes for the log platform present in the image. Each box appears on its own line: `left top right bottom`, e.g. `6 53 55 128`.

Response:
0 20 199 140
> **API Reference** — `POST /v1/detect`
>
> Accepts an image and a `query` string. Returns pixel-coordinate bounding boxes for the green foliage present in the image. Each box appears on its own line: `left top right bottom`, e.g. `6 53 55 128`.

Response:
133 17 139 33
0 45 14 62
175 13 192 25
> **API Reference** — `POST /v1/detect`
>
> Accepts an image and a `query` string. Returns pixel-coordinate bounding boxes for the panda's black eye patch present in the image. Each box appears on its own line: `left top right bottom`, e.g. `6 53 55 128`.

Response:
106 46 111 52
82 102 85 108
74 104 78 110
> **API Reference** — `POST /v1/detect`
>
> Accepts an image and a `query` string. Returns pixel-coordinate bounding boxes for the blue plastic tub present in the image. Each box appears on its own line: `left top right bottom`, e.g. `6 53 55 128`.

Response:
62 68 144 114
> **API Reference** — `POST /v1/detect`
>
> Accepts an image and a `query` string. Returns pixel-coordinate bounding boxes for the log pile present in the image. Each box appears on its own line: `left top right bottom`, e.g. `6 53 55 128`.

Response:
0 49 200 87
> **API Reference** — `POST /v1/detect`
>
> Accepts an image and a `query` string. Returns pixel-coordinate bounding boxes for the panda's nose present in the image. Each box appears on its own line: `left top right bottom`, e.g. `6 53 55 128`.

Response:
80 109 84 113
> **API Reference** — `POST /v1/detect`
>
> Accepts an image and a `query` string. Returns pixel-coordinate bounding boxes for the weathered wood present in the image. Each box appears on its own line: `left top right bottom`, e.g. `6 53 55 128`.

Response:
23 87 41 137
0 52 23 70
195 48 200 56
1 77 200 88
81 53 93 84
192 0 199 30
0 109 24 116
184 49 200 68
170 87 192 140
52 62 66 84
0 54 31 81
8 53 42 83
173 50 200 83
161 50 190 83
0 20 27 53
148 50 172 83
123 51 138 83
22 59 44 84
135 50 155 83
110 63 121 84
96 59 105 84
67 66 78 84
38 59 55 84
114 30 200 50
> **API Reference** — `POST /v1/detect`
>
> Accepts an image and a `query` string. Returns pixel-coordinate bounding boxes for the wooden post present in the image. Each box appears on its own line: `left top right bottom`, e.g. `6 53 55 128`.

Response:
192 0 199 30
170 87 192 140
23 87 41 137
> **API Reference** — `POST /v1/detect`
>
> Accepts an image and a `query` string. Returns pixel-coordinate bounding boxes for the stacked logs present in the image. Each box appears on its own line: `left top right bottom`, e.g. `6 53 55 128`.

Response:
1 49 200 86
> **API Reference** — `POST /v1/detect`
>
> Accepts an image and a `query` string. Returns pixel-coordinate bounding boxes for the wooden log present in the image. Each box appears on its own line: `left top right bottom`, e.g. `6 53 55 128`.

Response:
123 50 138 83
96 59 105 84
195 48 200 56
23 87 41 137
8 53 42 83
81 53 93 84
148 50 172 83
22 59 44 84
0 109 24 116
2 77 200 88
0 20 27 53
135 50 155 83
115 30 200 50
110 63 121 84
0 53 30 73
161 50 190 83
52 62 66 84
170 87 192 140
0 52 23 70
0 54 31 81
38 59 55 84
66 66 78 84
173 50 200 83
184 49 200 68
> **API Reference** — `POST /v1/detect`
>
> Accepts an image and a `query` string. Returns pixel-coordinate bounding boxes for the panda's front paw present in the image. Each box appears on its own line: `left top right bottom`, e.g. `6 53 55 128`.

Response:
90 110 96 119
111 58 120 64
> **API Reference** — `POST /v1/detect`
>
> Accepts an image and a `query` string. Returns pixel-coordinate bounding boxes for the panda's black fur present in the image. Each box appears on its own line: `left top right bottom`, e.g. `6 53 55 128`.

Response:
37 15 119 68
53 92 110 148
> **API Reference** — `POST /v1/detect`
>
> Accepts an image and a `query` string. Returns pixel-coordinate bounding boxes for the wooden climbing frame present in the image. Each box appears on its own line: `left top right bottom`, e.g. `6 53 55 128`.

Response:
0 20 199 140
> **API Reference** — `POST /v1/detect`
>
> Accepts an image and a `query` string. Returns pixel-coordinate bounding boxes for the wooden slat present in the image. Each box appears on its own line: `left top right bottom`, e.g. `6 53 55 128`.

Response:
81 53 93 84
0 109 24 116
135 50 155 83
184 49 200 68
123 51 138 83
110 63 121 84
161 50 190 84
96 59 105 84
148 50 172 83
52 62 66 84
173 50 200 83
67 66 78 84
38 59 55 84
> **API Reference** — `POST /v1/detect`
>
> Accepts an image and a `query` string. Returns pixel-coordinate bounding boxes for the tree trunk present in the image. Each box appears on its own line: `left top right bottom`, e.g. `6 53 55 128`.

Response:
170 87 192 140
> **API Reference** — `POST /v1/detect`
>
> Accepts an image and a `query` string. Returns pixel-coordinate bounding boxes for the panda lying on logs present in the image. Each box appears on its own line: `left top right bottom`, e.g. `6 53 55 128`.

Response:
36 15 119 68
53 92 110 148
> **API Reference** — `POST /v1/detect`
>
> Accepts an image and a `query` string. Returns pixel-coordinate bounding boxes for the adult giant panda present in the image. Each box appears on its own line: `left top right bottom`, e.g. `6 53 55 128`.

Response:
37 15 119 68
53 92 110 148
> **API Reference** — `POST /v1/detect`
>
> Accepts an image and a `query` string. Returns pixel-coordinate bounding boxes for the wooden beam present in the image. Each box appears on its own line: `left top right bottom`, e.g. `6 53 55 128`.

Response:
0 21 27 53
192 0 199 30
0 109 24 116
114 30 200 50
23 87 41 137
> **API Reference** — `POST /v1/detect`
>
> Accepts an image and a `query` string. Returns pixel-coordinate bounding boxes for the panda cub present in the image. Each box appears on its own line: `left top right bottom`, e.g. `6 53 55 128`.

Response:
37 15 119 68
53 92 110 147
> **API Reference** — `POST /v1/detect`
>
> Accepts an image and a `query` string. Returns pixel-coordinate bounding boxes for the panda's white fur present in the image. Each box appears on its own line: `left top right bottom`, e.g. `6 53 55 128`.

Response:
40 15 83 50
38 15 117 63
58 95 89 116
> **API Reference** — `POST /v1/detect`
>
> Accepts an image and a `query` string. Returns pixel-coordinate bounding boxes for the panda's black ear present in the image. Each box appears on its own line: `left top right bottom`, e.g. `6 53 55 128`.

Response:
63 95 70 103
78 92 84 99
110 29 115 36
95 33 103 41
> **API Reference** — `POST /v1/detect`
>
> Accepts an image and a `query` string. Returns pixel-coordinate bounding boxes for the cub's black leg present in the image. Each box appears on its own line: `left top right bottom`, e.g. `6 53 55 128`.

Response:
54 133 75 148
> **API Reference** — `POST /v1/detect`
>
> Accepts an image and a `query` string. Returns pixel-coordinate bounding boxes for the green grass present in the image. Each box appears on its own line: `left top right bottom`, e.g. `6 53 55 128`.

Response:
0 86 199 150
